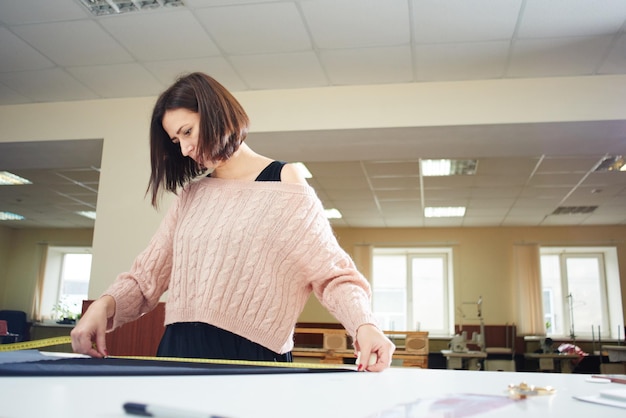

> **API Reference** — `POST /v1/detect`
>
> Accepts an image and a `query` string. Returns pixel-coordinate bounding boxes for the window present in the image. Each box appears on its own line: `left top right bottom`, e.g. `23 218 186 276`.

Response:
542 288 556 334
371 248 454 336
41 246 92 321
540 247 623 339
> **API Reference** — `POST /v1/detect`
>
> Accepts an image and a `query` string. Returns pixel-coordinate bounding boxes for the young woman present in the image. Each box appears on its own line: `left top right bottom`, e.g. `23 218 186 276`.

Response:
71 72 395 371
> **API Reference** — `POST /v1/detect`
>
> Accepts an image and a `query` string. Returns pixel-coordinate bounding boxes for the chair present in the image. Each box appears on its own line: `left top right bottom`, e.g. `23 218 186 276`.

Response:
0 310 29 343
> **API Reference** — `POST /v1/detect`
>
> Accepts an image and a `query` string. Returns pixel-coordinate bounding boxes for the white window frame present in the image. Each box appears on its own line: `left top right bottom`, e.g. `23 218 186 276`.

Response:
372 247 455 337
41 246 92 322
540 246 623 340
542 288 556 334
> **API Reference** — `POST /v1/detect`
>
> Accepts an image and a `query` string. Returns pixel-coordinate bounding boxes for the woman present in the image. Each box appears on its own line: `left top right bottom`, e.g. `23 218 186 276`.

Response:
71 72 395 372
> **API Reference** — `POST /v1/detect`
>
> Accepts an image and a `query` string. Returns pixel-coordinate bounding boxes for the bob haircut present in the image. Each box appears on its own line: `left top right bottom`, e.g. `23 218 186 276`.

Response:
147 72 250 207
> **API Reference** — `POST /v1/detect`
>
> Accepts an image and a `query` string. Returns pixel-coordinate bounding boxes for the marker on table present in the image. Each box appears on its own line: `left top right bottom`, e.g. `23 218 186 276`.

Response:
123 402 229 418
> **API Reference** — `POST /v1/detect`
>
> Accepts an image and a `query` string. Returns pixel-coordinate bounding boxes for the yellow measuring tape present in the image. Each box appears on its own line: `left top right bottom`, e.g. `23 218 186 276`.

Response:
0 336 350 370
0 336 72 351
115 355 347 369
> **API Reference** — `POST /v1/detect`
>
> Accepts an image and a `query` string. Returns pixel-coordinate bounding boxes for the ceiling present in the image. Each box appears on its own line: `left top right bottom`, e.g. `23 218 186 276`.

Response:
0 0 625 229
0 140 102 228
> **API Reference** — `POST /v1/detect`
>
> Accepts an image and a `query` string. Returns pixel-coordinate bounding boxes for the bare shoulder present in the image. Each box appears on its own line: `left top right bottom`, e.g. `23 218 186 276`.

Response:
281 163 309 185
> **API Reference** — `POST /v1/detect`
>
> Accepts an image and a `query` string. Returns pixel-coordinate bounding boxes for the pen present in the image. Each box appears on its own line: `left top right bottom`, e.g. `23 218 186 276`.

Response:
123 402 229 418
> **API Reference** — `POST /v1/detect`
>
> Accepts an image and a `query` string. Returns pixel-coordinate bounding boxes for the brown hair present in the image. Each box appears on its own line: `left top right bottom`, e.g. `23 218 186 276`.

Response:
147 72 250 207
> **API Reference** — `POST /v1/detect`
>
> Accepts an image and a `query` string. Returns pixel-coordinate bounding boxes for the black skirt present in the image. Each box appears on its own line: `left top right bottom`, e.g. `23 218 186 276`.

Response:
156 322 292 363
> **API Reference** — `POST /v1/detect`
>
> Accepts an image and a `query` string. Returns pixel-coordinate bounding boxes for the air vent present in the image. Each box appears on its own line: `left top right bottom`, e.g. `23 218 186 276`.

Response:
552 206 598 215
79 0 185 17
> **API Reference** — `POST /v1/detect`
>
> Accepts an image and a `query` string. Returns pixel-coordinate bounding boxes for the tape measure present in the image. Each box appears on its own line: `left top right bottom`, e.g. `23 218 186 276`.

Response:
0 336 351 370
113 355 349 370
0 336 72 351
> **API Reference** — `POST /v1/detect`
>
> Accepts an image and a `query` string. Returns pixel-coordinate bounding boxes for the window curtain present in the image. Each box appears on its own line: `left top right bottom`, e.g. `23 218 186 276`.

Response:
31 243 48 322
513 243 545 336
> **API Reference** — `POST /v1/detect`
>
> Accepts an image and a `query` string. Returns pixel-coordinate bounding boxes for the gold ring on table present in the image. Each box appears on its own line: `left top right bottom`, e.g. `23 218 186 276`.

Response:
507 382 556 399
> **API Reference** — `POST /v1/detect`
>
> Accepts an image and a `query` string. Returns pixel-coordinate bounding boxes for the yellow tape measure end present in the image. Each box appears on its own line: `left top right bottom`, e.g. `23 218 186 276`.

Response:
0 336 72 351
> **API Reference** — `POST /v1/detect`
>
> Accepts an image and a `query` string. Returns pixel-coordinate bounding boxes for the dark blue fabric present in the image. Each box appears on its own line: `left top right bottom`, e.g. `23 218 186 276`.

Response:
0 356 349 376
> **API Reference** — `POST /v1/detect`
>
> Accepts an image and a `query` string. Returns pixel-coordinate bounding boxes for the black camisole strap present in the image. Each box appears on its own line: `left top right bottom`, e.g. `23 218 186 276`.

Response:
255 160 286 182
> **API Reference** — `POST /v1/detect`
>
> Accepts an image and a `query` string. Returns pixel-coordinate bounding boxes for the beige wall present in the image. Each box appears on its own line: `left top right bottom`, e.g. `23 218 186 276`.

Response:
0 228 93 316
1 75 625 325
298 225 626 326
0 225 13 304
332 225 626 327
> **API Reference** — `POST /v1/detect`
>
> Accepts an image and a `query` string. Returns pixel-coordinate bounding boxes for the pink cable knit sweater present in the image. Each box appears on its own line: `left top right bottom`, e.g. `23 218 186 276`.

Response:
103 177 376 353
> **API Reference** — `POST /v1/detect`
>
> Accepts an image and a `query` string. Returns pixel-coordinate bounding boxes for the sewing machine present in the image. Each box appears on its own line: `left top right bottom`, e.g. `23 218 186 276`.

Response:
452 296 486 353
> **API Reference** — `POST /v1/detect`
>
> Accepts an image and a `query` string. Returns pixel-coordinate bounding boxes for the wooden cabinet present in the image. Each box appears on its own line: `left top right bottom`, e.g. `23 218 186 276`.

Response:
81 300 165 356
292 327 430 368
394 331 429 367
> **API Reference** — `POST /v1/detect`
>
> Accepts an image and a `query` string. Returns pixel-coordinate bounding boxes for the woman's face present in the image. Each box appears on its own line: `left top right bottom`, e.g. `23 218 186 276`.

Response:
162 108 214 170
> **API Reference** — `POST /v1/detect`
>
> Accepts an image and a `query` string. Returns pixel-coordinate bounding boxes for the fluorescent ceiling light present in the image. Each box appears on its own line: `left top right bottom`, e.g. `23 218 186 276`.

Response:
324 208 342 219
0 171 32 185
79 0 185 16
293 162 312 179
76 211 97 220
425 207 466 218
420 159 477 176
0 211 25 221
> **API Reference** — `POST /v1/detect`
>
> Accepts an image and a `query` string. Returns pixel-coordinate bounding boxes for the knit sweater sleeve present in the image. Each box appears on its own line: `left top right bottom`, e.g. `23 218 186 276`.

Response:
101 196 179 331
294 198 378 339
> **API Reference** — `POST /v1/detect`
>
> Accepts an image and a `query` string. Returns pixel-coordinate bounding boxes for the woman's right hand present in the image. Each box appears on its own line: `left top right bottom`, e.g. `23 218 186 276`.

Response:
70 295 115 358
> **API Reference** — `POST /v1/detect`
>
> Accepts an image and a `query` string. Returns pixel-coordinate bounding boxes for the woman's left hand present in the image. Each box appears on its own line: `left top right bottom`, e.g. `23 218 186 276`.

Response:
354 324 396 372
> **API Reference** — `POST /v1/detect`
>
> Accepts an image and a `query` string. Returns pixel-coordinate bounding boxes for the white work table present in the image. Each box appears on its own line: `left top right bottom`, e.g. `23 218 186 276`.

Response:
1 365 625 417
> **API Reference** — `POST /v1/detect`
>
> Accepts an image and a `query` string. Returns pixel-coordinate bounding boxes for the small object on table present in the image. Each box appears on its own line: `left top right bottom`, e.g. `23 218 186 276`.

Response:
507 382 556 399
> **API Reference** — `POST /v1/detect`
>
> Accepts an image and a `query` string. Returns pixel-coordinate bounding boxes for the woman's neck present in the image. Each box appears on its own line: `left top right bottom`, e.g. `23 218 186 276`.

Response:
210 143 272 180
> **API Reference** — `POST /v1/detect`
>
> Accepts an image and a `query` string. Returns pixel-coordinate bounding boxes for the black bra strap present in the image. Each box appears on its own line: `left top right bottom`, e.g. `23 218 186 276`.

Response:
255 161 286 182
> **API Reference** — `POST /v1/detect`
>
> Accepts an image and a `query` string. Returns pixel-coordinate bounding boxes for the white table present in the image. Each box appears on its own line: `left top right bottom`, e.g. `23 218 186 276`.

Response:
1 362 625 417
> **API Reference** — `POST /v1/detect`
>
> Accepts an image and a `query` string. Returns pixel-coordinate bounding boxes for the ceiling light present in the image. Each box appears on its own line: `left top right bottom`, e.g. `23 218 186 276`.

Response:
420 159 477 176
0 171 32 185
79 0 185 16
76 211 97 220
0 211 25 221
293 162 312 178
594 155 626 172
324 208 342 219
425 207 466 218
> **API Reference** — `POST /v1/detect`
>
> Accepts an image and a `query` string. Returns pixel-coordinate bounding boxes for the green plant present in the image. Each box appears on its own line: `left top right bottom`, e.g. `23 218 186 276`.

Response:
51 298 80 321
